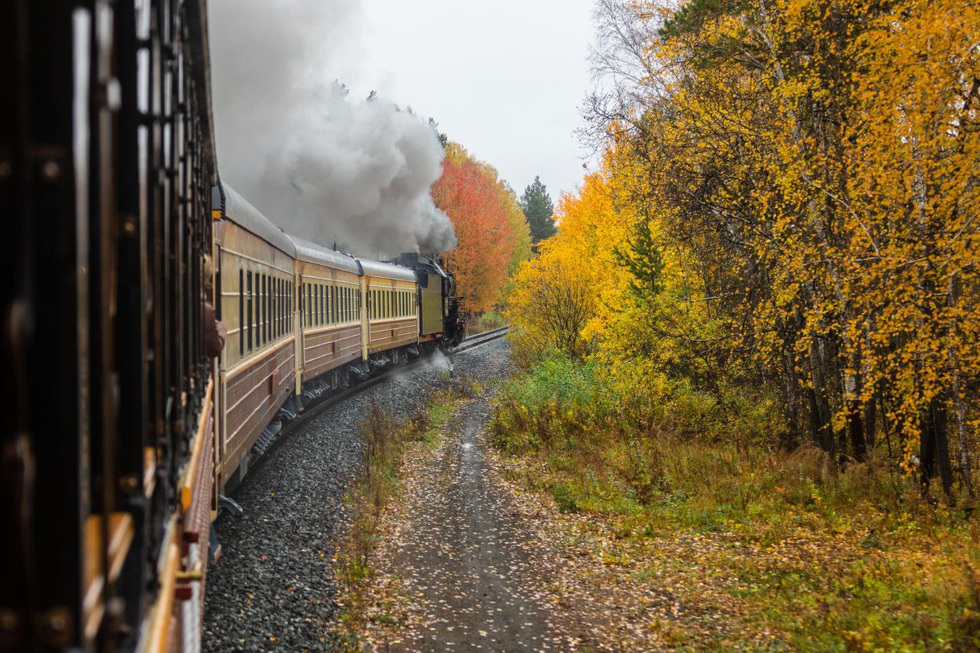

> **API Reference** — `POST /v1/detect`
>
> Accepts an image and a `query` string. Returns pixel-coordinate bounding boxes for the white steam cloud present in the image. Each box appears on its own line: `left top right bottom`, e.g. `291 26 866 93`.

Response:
209 0 456 256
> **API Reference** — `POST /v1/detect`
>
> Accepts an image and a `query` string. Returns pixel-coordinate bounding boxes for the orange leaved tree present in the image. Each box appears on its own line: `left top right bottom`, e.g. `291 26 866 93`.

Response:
432 143 530 313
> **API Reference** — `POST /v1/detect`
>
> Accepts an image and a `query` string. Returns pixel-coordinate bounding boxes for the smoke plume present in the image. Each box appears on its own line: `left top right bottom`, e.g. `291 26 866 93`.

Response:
209 0 457 256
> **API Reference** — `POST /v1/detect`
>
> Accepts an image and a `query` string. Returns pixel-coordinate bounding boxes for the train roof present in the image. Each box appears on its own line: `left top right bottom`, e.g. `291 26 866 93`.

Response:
286 235 361 274
356 257 417 283
217 183 296 256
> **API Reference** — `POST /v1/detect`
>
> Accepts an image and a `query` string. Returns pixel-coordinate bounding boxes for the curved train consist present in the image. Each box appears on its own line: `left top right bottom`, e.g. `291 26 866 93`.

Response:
1 1 461 651
213 183 464 493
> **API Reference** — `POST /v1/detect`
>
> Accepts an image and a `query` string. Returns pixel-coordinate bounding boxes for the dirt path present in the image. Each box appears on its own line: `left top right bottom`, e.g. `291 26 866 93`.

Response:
351 369 592 652
390 396 554 650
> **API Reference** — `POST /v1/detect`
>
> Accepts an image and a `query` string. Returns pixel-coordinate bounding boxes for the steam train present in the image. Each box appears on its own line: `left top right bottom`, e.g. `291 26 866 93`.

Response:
1 1 461 651
212 183 464 490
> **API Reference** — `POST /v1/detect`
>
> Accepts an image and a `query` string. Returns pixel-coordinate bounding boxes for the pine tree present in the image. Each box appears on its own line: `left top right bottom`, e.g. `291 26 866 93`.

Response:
520 176 556 245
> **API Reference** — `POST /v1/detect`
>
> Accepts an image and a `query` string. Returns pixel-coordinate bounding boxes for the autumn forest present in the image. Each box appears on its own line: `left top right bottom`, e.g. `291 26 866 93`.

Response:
428 0 980 647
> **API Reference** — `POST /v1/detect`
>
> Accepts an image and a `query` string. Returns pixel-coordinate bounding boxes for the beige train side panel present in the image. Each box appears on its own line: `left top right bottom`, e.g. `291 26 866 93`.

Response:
365 276 418 354
215 219 297 485
297 262 363 381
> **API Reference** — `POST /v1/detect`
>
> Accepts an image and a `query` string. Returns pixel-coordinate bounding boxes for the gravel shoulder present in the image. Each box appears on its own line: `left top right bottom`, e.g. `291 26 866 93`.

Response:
347 341 593 651
203 345 501 651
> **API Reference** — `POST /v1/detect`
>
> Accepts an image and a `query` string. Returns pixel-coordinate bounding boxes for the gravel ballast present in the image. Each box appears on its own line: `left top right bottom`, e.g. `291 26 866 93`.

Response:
202 340 510 651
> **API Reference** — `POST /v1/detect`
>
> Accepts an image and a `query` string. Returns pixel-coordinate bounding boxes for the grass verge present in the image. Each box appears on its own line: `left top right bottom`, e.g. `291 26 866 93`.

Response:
492 359 980 650
468 310 507 335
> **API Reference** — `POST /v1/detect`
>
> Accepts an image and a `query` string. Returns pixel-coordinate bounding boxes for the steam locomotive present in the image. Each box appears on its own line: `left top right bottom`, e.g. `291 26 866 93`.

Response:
1 1 461 651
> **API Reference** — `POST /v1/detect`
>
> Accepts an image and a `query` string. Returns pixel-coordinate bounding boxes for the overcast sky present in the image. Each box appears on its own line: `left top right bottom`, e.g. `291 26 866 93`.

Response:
358 1 597 198
237 0 598 201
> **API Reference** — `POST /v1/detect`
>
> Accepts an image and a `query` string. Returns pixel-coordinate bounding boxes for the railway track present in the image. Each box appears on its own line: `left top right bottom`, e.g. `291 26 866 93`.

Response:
453 325 510 353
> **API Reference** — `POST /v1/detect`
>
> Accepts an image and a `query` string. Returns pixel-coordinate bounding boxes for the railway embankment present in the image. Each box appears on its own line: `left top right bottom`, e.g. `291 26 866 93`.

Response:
201 341 507 651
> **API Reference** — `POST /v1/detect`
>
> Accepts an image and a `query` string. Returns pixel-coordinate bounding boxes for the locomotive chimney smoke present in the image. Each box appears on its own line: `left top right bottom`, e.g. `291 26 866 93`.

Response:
209 0 457 256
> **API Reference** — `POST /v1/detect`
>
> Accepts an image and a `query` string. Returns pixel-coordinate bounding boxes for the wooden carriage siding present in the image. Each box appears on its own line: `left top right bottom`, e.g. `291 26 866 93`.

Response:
220 339 296 481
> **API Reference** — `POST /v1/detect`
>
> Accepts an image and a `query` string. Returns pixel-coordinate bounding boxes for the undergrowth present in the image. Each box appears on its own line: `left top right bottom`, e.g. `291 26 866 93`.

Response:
469 309 507 335
492 352 980 650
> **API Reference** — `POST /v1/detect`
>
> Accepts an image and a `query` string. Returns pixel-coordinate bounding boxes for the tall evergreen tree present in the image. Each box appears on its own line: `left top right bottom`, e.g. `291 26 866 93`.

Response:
520 176 556 245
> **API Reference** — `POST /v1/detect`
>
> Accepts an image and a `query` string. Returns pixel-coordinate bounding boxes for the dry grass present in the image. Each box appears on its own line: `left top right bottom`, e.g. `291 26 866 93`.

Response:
492 394 980 650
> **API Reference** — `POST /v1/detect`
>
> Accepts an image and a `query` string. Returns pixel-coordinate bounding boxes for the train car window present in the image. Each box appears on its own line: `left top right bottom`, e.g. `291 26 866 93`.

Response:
331 285 337 324
239 269 244 356
274 278 279 339
247 271 253 353
347 287 351 322
307 284 312 328
262 275 267 346
216 268 222 320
